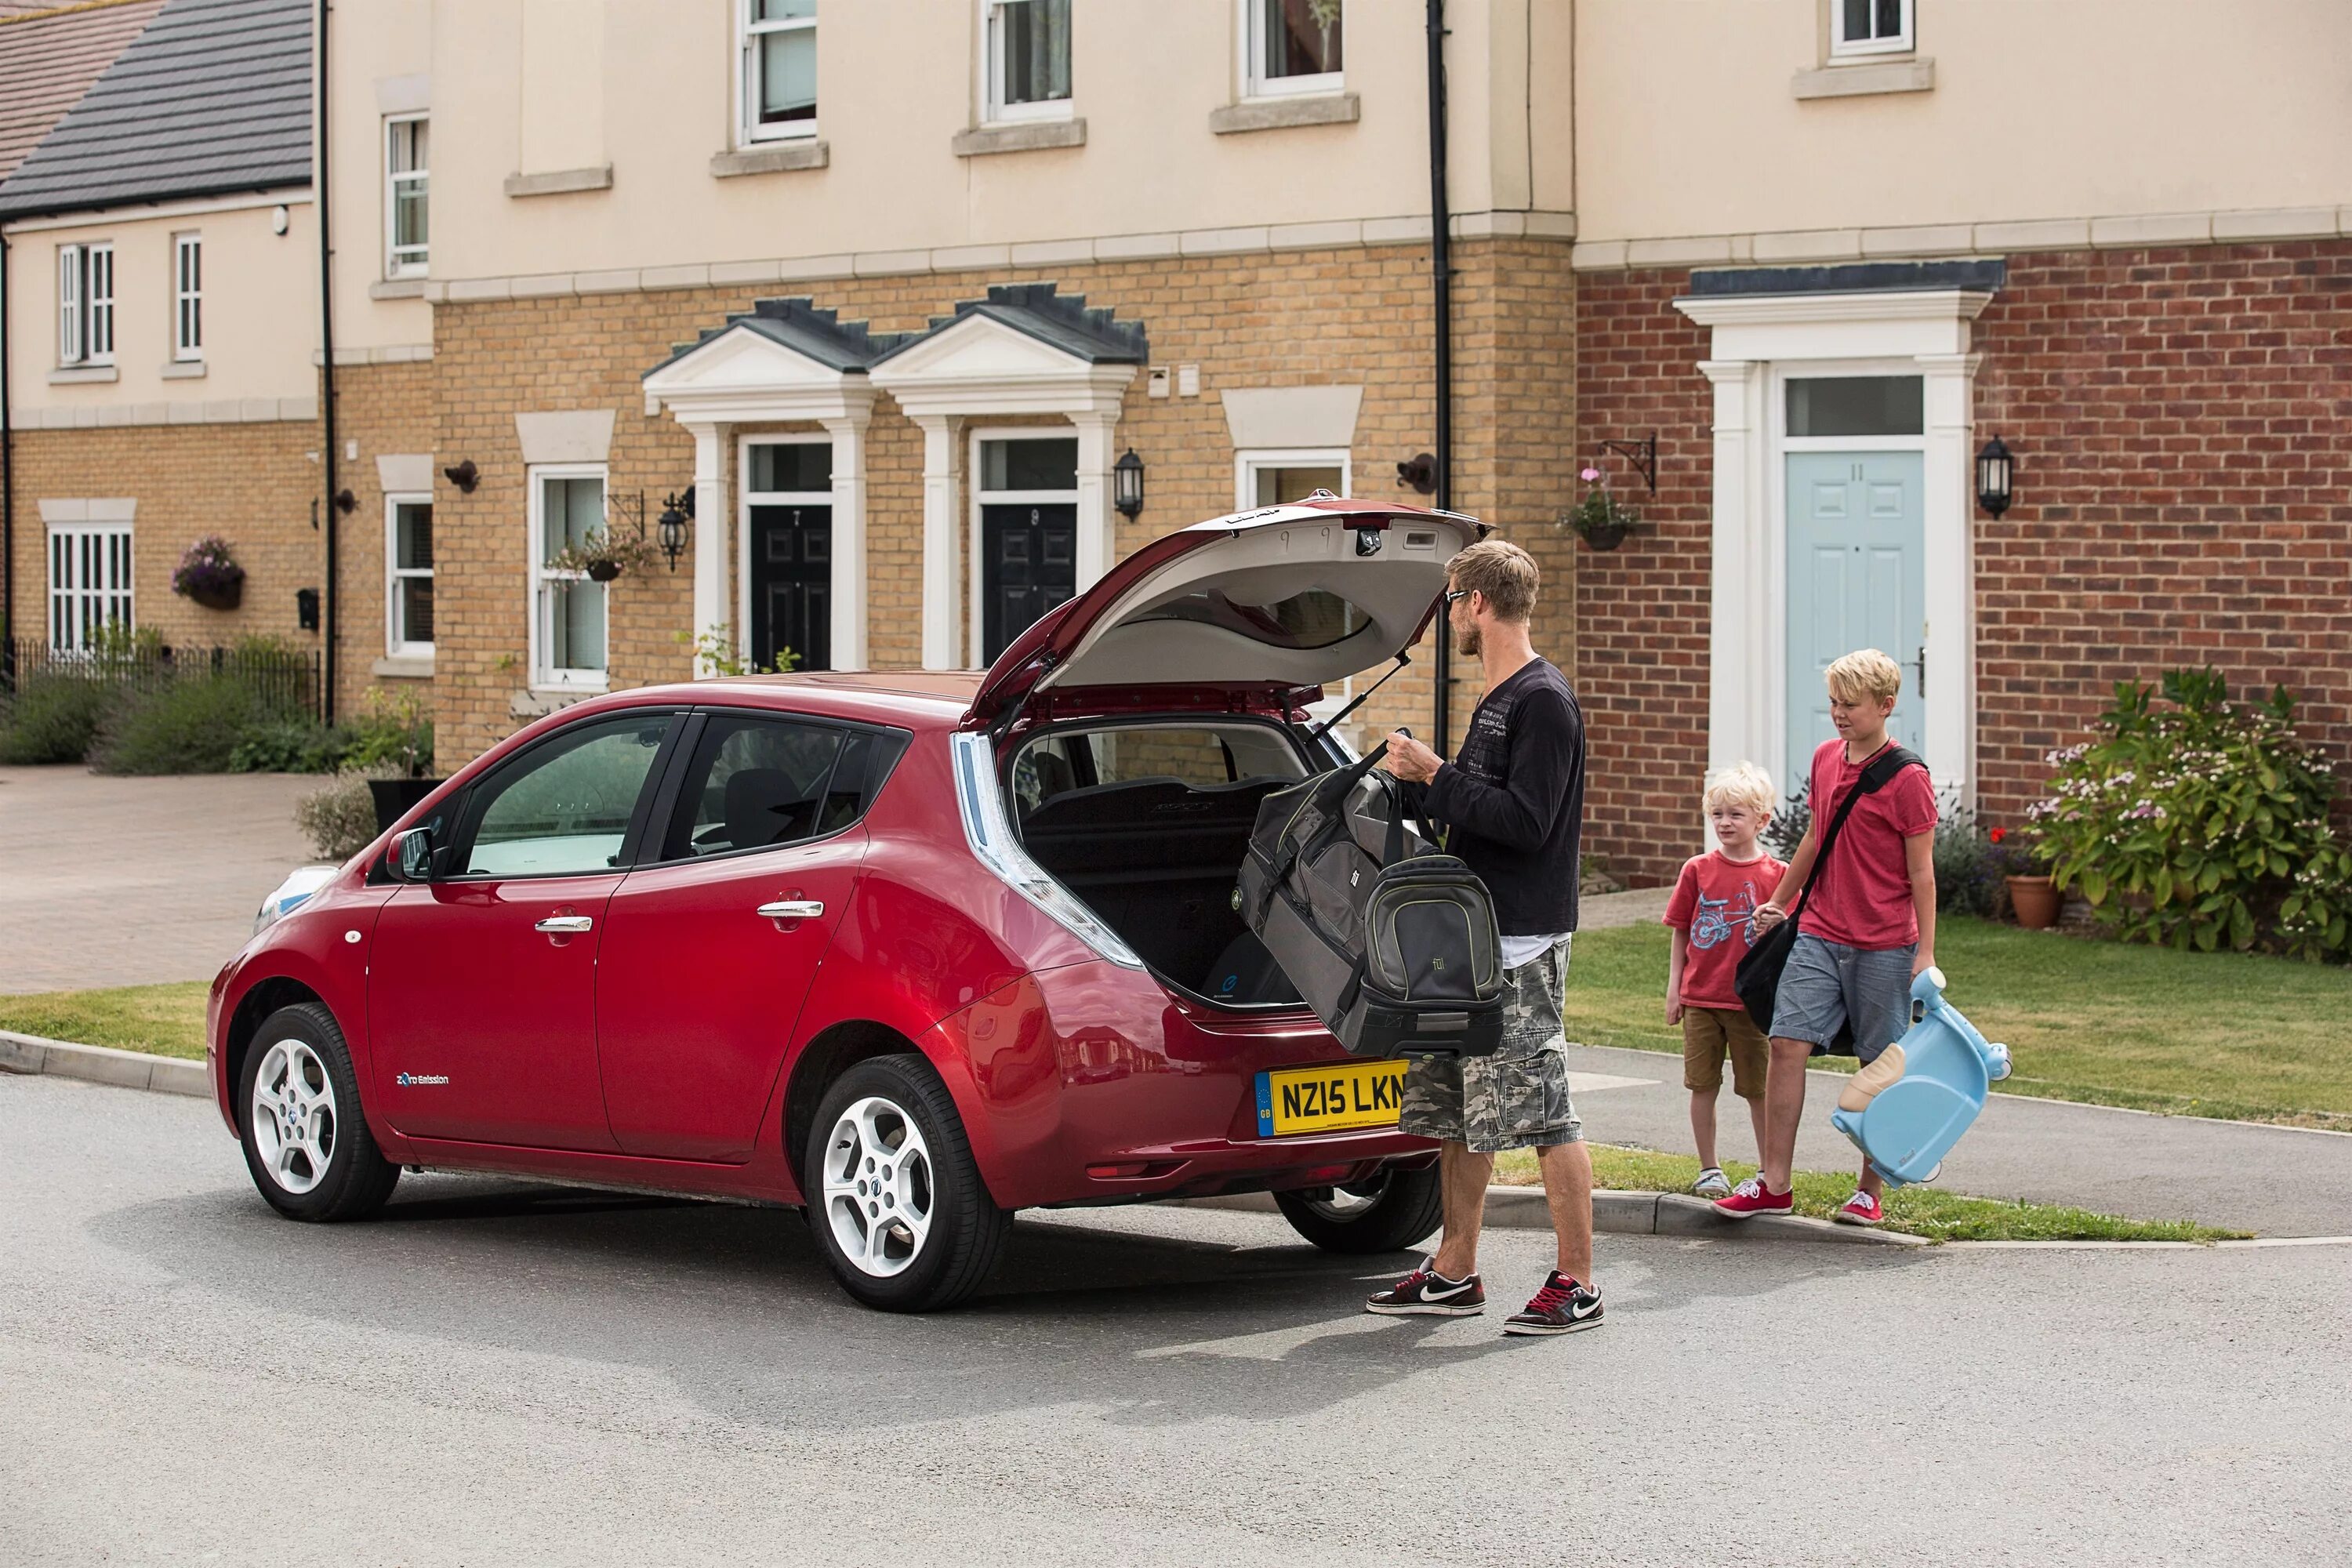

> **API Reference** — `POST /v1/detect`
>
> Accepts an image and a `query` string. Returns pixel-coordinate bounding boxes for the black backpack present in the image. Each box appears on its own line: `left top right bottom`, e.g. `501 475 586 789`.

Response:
1236 743 1506 1058
1734 744 1925 1055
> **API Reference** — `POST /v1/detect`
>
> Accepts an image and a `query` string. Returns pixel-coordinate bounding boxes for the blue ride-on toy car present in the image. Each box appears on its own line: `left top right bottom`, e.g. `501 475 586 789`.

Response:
1829 967 2011 1189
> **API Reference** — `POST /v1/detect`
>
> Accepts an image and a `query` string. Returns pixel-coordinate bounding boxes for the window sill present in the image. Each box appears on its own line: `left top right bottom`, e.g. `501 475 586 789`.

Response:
952 118 1086 158
710 140 830 177
48 365 118 385
503 165 614 198
372 655 434 680
370 278 428 299
1791 57 1934 100
160 360 206 380
1209 93 1359 136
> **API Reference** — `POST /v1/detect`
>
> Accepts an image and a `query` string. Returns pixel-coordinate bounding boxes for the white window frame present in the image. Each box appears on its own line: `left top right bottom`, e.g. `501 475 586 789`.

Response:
386 492 434 659
172 233 203 361
56 242 114 366
47 523 135 653
1830 0 1915 59
967 427 1080 668
1234 447 1351 510
528 464 611 691
1241 0 1344 100
981 0 1073 126
385 114 429 278
739 1 818 146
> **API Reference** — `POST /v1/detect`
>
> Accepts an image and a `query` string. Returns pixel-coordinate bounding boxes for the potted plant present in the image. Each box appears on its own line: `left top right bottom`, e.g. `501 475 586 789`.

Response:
547 525 657 583
1989 825 2060 928
1563 465 1639 551
172 535 246 611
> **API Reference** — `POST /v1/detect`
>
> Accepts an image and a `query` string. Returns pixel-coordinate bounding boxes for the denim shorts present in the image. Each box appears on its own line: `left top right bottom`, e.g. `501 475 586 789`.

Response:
1769 932 1915 1062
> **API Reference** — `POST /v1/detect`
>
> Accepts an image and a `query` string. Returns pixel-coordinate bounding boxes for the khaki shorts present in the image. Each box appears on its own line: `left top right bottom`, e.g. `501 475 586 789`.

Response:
1399 938 1584 1155
1682 1005 1768 1100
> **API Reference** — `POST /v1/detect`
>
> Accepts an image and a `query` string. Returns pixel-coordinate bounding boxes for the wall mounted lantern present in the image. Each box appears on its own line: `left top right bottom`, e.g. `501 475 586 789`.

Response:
1396 452 1436 495
443 459 480 494
1113 448 1145 518
657 491 693 572
1975 434 2015 518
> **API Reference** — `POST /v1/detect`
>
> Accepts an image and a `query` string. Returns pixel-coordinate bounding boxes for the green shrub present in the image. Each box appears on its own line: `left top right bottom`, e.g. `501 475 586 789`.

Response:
88 677 267 775
294 765 404 860
229 719 351 775
342 688 434 776
0 672 118 764
2031 669 2351 960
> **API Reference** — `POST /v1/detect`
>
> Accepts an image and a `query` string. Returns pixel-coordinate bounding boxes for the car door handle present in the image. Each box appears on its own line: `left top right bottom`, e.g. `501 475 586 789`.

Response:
757 900 825 921
534 916 595 934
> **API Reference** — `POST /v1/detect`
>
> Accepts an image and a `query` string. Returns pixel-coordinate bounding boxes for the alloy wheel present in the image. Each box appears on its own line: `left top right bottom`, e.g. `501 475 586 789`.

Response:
819 1094 936 1278
1293 1170 1393 1224
250 1037 338 1196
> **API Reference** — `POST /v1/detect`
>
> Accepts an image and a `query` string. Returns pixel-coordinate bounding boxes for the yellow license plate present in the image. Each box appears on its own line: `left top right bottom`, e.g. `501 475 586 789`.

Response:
1255 1058 1407 1138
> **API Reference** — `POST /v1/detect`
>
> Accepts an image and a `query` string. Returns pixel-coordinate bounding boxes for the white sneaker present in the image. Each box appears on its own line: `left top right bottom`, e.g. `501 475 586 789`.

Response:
1692 1165 1732 1199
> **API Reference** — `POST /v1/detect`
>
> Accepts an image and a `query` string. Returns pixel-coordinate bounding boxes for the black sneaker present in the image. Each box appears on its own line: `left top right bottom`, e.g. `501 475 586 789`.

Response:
1365 1261 1486 1316
1501 1271 1603 1336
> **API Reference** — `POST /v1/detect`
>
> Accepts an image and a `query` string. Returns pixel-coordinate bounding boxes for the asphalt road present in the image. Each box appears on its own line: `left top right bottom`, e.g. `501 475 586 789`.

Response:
6 1073 2348 1566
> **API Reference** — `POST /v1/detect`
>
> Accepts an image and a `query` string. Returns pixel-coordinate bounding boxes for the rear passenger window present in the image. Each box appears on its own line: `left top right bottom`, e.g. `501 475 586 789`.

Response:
658 715 904 860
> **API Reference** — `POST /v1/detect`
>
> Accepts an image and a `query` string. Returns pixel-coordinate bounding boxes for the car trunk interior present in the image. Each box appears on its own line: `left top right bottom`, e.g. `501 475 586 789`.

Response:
1008 721 1312 1007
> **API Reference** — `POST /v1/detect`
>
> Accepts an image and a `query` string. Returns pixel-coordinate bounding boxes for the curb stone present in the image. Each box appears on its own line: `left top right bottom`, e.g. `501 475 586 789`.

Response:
0 1029 209 1098
1178 1186 1926 1247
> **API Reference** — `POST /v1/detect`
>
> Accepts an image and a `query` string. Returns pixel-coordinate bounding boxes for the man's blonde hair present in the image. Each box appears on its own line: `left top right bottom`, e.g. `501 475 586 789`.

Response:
1703 761 1777 818
1825 648 1903 705
1447 539 1540 622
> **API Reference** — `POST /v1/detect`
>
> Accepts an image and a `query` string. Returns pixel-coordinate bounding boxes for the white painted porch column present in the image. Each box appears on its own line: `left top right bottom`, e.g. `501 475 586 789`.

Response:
684 420 728 677
916 414 964 670
1069 409 1119 592
820 412 871 670
1698 359 1777 788
1917 351 1982 797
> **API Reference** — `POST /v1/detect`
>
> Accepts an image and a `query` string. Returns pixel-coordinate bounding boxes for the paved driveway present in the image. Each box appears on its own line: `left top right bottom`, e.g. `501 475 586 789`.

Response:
5 1073 2347 1566
0 765 321 994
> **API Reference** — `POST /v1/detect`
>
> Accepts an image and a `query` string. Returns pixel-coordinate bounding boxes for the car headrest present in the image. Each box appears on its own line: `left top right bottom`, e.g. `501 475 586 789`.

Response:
724 767 815 850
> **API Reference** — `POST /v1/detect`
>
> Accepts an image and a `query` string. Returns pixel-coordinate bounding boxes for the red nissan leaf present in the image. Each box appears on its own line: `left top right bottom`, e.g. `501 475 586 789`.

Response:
209 496 1481 1310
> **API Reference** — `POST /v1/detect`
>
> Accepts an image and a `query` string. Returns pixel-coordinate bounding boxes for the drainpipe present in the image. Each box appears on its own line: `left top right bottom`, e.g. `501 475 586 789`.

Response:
2 230 14 681
1425 0 1453 754
317 0 337 724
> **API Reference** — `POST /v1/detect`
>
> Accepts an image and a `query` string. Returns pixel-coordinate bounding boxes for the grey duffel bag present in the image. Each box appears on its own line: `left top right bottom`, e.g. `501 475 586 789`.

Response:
1236 742 1505 1058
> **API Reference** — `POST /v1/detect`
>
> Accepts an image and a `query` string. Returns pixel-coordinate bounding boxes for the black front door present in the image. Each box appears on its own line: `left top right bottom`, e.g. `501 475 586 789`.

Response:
982 503 1076 662
750 503 830 672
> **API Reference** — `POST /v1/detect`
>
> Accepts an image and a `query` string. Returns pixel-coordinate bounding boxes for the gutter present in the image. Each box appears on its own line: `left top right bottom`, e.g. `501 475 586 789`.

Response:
1425 0 1453 754
317 0 336 724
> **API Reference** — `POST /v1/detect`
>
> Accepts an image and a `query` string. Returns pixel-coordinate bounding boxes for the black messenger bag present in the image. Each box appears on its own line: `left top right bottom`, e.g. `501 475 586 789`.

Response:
1734 744 1924 1054
1236 743 1506 1058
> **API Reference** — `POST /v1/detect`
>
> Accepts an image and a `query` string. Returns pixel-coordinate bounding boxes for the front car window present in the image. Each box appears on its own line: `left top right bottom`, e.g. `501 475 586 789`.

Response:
659 714 906 859
462 715 673 877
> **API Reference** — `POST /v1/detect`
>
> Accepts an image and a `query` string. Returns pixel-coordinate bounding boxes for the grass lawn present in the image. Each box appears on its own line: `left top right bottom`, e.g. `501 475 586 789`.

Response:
1492 1144 2242 1243
1565 916 2352 1131
0 982 209 1059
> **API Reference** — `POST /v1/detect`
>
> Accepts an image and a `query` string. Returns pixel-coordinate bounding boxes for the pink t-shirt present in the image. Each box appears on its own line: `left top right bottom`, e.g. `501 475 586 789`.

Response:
1664 849 1791 1009
1798 739 1937 950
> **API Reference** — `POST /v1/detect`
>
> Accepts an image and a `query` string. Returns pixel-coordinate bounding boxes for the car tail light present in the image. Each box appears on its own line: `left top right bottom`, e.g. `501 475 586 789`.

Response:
949 731 1145 971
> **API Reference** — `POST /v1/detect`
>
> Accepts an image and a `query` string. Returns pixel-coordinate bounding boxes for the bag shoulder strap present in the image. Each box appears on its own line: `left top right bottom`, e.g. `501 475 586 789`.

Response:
1789 745 1924 918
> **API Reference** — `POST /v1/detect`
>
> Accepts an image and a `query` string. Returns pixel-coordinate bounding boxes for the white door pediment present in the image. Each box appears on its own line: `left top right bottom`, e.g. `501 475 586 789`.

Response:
870 314 1134 418
642 325 877 423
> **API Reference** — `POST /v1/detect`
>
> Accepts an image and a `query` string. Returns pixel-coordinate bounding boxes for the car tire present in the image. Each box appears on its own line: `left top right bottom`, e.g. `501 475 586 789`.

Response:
1273 1163 1443 1254
802 1054 1011 1312
236 1001 400 1223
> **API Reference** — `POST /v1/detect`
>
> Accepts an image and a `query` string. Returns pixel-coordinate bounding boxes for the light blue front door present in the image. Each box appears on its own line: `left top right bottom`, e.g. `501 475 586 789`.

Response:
1785 451 1926 787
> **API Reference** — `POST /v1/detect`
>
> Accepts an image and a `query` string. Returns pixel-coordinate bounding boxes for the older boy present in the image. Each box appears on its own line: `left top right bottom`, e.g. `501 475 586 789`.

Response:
1664 763 1786 1198
1717 650 1935 1227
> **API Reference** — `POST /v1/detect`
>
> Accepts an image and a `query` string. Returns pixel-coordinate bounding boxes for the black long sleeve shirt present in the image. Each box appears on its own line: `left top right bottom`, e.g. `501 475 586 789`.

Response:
1410 657 1586 936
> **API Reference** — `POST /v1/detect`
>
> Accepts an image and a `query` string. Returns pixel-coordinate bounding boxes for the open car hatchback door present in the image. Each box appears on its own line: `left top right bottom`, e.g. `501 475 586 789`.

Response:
966 497 1484 727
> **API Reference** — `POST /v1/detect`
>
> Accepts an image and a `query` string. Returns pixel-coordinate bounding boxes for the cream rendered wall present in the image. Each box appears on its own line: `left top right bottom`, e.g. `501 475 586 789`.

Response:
1573 0 2352 244
424 0 1566 285
328 0 432 352
5 201 317 415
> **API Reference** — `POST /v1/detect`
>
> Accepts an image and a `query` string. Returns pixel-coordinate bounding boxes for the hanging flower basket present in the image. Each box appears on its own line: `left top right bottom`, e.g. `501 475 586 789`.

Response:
172 535 246 611
1562 466 1639 552
547 526 656 583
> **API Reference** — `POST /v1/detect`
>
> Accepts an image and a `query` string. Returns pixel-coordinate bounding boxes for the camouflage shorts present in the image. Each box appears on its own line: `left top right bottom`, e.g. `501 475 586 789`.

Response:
1399 937 1584 1154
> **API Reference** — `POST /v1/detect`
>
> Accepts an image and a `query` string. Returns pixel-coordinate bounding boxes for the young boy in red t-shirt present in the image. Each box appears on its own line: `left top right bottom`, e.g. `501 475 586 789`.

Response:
1664 763 1788 1199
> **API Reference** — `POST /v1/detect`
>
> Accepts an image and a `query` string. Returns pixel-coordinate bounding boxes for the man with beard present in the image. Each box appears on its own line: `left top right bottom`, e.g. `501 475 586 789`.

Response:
1363 539 1599 1335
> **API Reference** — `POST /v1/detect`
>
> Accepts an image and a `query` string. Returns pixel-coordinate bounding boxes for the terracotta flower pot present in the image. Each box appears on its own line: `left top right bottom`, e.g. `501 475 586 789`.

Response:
2008 874 2062 930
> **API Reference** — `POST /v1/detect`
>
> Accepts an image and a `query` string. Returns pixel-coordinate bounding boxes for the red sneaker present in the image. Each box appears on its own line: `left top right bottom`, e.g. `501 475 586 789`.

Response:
1711 1176 1793 1219
1835 1191 1883 1226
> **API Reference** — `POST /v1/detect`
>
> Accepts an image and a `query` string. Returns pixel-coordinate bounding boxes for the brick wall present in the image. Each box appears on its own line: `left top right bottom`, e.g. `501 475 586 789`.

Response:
426 238 1581 769
331 358 436 722
1573 240 2352 884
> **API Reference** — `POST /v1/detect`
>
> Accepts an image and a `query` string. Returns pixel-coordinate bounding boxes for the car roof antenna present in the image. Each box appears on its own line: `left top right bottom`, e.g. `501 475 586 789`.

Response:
1304 652 1411 746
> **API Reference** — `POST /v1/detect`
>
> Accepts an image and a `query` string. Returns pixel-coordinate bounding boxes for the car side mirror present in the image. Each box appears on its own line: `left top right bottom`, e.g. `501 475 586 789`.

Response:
394 826 441 883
